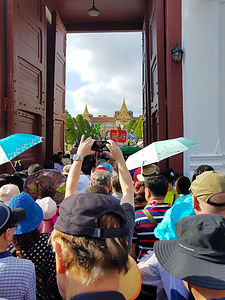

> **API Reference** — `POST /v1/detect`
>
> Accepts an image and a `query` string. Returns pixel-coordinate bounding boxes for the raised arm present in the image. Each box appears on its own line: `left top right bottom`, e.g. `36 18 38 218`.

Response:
65 135 95 198
105 140 134 207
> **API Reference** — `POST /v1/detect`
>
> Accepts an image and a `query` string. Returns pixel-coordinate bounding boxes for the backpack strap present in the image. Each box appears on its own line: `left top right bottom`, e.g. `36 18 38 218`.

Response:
142 208 158 228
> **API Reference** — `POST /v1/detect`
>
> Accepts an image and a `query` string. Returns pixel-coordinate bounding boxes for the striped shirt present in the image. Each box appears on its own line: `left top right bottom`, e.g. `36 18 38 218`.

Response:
0 251 36 300
133 203 170 262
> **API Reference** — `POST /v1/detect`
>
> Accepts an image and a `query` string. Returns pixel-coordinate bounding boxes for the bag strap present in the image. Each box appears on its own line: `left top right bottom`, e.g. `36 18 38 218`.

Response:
142 208 158 228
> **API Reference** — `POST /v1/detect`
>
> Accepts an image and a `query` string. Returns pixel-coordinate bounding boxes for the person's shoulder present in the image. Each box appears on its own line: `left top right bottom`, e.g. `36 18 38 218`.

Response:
6 255 35 270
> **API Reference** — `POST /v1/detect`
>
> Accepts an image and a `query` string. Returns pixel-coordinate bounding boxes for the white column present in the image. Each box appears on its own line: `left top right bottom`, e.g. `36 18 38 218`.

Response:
182 0 225 179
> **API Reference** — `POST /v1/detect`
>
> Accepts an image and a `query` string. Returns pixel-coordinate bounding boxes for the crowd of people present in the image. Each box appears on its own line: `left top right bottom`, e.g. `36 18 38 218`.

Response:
0 135 225 300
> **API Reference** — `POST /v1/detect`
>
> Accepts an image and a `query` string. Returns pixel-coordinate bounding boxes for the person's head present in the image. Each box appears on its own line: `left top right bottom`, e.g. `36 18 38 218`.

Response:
50 193 129 299
144 174 168 202
85 184 108 195
5 175 24 192
0 184 20 204
111 175 122 193
176 176 191 195
190 171 225 216
62 165 71 177
154 214 225 300
52 154 61 164
81 155 96 175
8 192 43 235
58 152 63 160
137 164 158 182
14 160 24 172
43 159 54 169
163 168 175 189
27 163 43 175
0 202 26 249
192 164 214 182
134 181 147 209
36 197 57 220
91 170 111 192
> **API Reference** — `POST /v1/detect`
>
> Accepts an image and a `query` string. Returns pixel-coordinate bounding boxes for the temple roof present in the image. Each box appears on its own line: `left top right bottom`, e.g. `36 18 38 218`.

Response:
82 104 91 122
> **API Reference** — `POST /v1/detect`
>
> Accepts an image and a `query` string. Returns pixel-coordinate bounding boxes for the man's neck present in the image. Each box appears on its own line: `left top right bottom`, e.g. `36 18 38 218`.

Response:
66 271 120 299
148 197 165 203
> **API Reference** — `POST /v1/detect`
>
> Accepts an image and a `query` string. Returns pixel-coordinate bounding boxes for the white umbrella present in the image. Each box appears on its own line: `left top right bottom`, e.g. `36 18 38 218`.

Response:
126 137 196 170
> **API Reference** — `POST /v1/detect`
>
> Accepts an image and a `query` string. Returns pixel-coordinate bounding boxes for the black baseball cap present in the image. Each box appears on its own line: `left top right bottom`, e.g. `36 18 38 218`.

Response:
154 214 225 289
54 193 129 238
0 202 26 235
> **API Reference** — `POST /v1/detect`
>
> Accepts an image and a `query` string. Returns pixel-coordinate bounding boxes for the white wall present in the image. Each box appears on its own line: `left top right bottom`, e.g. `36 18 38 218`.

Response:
182 0 225 179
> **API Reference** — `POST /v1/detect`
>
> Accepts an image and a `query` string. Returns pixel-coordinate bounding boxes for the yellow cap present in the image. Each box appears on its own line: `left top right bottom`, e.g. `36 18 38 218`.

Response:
190 171 225 203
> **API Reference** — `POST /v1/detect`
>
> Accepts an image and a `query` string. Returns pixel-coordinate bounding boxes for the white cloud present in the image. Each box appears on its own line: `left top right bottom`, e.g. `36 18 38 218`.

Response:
66 32 142 117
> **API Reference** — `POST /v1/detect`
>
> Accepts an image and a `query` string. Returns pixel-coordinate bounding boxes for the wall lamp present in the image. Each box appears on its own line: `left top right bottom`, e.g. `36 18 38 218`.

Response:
88 0 100 17
171 43 184 64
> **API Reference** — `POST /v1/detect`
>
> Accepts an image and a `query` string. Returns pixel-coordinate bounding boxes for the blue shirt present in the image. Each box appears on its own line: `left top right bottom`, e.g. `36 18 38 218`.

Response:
70 291 125 300
0 251 36 300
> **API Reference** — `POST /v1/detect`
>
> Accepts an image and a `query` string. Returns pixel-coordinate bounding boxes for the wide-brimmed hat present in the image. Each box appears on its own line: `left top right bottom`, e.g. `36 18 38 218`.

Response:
154 214 225 289
8 192 43 235
119 256 141 300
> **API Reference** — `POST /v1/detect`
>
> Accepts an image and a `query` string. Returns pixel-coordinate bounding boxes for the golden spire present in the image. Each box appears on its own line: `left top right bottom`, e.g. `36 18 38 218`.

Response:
115 98 131 125
82 104 91 122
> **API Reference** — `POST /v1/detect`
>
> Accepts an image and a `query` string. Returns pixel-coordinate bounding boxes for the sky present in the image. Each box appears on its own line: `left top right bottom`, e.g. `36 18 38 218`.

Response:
65 32 142 118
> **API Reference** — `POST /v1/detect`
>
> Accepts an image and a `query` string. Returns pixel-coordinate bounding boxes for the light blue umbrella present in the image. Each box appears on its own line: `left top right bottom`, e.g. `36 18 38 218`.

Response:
126 137 197 170
0 133 43 166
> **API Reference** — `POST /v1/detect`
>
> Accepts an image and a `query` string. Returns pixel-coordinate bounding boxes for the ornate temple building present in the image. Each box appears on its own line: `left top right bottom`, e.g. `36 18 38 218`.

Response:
82 98 140 139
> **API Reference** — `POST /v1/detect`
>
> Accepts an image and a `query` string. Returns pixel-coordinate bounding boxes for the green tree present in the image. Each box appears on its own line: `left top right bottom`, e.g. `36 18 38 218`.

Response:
133 116 143 139
65 110 76 144
127 119 137 133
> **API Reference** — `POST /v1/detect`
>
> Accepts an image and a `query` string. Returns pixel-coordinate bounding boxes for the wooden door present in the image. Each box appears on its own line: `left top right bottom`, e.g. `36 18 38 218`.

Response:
12 0 46 167
47 11 66 158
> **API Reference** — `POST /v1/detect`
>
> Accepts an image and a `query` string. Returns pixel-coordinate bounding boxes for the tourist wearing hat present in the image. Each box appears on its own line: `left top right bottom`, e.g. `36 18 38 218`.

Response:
50 193 141 300
36 196 57 234
65 136 135 251
8 192 62 300
138 170 225 300
154 214 225 300
0 183 20 204
0 202 36 299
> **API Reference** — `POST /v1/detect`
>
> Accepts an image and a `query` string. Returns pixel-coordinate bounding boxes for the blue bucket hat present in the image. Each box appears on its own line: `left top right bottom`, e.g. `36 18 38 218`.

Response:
8 192 43 235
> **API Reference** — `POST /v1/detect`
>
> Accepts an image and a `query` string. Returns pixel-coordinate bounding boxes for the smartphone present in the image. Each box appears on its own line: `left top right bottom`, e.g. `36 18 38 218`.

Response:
91 141 108 152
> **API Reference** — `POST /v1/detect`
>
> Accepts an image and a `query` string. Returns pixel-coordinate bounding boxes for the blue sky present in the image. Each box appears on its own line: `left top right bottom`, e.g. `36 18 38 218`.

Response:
65 32 142 117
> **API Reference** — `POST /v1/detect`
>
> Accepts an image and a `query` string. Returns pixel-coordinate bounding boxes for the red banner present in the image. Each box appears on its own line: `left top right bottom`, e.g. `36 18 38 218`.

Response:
110 129 127 143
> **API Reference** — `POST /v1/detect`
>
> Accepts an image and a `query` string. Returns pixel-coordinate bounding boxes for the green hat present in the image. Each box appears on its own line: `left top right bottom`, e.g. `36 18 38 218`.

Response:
190 171 225 203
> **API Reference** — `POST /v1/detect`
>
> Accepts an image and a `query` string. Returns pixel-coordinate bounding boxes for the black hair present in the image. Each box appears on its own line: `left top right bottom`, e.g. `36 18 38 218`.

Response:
176 176 191 195
81 155 96 175
12 228 40 251
43 160 54 169
163 168 175 184
145 174 168 197
192 164 214 182
5 175 24 192
111 175 122 193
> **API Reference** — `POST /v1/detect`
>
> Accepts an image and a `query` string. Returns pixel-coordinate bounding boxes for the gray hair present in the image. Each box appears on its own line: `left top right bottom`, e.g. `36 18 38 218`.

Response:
91 170 111 188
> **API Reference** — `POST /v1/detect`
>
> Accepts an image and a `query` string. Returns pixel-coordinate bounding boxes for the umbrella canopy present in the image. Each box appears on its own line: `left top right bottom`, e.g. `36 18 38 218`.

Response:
0 133 43 165
24 169 66 205
127 133 140 139
126 137 196 170
121 146 142 155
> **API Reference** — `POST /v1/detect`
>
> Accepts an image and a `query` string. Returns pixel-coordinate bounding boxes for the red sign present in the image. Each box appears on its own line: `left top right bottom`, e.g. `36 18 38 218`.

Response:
110 129 127 143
